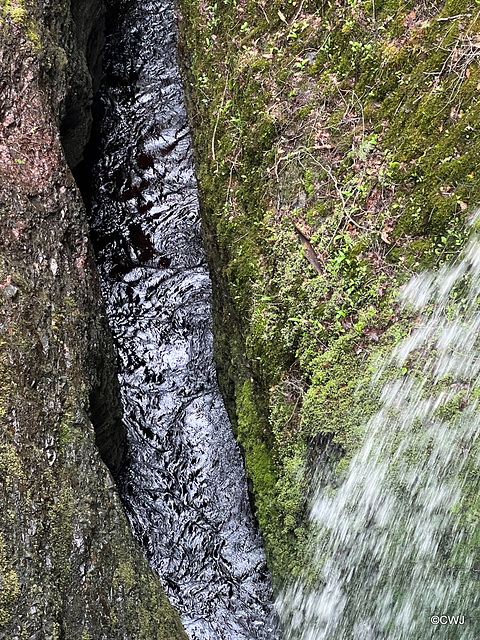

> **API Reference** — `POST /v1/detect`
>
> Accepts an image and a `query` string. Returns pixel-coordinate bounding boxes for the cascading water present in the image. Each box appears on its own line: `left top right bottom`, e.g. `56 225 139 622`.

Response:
280 233 480 639
87 1 279 638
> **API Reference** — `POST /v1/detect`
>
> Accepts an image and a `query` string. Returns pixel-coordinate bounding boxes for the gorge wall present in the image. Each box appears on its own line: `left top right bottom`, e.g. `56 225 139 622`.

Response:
0 1 187 637
178 0 480 587
2 0 480 635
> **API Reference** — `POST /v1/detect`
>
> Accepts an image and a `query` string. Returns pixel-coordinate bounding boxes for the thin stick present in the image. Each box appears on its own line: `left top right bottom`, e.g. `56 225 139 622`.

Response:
291 0 305 25
211 76 229 165
437 14 471 22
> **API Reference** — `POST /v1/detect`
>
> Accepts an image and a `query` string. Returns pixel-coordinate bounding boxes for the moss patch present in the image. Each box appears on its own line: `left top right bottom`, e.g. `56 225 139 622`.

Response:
0 532 20 627
179 0 480 587
1 0 40 47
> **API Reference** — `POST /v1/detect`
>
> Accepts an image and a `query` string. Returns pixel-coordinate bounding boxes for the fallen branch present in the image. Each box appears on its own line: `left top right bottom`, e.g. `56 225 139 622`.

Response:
294 224 323 274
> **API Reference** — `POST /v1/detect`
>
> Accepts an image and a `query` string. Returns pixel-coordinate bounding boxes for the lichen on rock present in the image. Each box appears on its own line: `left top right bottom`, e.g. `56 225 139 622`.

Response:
0 1 186 637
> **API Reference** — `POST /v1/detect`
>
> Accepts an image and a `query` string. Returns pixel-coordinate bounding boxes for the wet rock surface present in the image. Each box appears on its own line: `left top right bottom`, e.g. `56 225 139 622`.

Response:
88 0 279 638
0 4 186 639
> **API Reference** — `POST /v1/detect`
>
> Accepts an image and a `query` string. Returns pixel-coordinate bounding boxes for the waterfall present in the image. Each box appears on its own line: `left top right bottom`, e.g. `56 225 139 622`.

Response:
86 0 279 637
280 233 480 639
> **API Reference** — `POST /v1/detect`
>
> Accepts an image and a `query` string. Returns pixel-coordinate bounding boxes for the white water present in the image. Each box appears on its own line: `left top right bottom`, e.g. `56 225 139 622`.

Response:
280 236 480 639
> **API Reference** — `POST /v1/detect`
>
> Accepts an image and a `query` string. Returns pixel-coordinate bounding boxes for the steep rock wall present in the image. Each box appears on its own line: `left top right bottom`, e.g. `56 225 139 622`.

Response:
178 0 480 587
0 2 187 638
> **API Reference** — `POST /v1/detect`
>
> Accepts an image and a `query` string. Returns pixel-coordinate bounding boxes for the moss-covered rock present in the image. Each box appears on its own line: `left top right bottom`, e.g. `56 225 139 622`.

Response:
178 0 480 588
0 2 186 637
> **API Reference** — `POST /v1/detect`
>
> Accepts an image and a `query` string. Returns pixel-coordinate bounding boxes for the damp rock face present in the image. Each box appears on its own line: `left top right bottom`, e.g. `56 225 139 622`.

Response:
0 3 186 638
177 0 480 589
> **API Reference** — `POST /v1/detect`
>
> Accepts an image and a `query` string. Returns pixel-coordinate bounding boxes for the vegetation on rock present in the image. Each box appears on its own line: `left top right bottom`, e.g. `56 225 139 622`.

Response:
178 0 480 586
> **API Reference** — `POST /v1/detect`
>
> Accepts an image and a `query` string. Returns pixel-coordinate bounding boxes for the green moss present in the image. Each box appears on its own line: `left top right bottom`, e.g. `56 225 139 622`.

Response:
114 559 136 593
235 379 310 583
1 0 26 23
236 379 276 496
56 389 78 450
1 0 40 47
179 0 480 587
0 346 15 423
49 487 73 585
0 532 20 627
113 554 183 639
0 444 26 490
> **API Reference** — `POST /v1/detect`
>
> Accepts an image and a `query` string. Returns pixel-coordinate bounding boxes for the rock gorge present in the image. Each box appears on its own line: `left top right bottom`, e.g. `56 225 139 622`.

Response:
2 0 480 637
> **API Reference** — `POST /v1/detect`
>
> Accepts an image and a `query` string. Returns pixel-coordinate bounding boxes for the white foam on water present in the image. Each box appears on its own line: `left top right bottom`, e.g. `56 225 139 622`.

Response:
280 237 480 639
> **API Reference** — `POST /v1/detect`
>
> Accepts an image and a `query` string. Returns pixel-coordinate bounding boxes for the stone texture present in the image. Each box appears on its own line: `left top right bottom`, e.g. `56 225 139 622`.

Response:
0 2 187 638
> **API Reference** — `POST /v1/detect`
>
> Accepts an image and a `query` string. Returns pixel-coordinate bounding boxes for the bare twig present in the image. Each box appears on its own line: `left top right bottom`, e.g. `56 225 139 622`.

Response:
290 0 305 26
437 13 471 22
211 76 229 165
284 395 301 427
304 153 373 232
259 2 270 24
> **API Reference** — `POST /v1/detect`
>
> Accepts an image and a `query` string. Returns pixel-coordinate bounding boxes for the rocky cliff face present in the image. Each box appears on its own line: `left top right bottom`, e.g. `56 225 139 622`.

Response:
0 2 186 638
178 0 480 587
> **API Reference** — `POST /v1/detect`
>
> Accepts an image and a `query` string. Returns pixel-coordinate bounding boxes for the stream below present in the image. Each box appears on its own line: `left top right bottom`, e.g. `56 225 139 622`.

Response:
86 0 279 637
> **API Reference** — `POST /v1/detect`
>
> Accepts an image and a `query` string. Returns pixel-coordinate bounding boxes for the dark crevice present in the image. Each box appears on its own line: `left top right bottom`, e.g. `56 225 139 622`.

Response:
60 0 107 168
89 381 126 477
59 0 128 479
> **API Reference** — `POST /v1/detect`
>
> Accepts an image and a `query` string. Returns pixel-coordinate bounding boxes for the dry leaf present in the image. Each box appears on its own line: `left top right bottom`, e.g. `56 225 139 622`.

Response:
278 10 287 24
403 10 416 26
380 228 391 244
459 201 468 211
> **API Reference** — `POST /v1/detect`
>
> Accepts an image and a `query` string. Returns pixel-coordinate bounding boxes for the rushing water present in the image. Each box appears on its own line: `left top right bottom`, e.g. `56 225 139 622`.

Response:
88 1 279 637
280 236 480 639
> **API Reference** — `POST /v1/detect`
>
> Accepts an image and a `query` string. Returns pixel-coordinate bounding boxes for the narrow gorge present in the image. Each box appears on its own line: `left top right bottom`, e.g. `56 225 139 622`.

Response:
83 0 279 636
2 0 480 638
